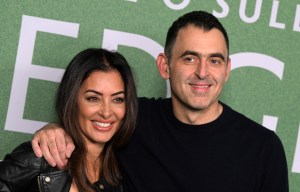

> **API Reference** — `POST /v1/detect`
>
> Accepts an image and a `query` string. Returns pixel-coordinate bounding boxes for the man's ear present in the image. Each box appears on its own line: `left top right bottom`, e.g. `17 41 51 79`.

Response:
156 53 170 79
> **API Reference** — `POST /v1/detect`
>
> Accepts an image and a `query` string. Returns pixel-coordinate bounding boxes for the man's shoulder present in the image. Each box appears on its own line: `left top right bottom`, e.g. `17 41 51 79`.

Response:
137 97 172 120
221 102 275 136
138 97 170 106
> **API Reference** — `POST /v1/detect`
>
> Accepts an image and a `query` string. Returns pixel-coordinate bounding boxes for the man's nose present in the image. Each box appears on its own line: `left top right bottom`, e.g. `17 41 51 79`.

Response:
195 59 209 79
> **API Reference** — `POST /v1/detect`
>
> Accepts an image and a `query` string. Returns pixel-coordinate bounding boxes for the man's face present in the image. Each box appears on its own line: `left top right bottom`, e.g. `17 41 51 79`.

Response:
167 25 231 123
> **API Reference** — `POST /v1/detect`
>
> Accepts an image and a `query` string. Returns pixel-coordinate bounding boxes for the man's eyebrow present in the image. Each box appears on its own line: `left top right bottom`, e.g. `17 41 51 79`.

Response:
180 50 200 58
179 51 226 61
209 53 225 61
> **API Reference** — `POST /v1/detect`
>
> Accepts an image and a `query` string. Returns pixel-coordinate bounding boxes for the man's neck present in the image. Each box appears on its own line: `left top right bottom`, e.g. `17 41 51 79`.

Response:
172 101 223 125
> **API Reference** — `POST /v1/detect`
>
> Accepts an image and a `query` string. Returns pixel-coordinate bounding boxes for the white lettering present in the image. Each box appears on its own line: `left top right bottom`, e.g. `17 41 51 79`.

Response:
230 52 284 80
102 29 171 97
292 124 300 173
213 0 229 18
230 52 284 131
293 5 300 32
269 0 285 29
163 0 190 10
239 0 263 23
262 115 278 131
4 15 79 134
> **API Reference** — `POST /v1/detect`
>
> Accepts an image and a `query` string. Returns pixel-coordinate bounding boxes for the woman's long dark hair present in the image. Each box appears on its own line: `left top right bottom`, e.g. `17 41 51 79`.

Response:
55 48 138 191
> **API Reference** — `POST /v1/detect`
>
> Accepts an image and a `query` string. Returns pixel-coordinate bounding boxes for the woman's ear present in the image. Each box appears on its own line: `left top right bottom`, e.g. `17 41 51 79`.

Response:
156 53 170 79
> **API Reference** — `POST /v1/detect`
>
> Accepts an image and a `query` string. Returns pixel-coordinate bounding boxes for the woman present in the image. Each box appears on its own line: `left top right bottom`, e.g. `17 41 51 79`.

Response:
0 48 138 192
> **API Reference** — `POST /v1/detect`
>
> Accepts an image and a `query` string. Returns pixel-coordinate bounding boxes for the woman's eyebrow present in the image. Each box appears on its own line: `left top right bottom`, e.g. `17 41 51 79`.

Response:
85 90 125 96
112 91 125 96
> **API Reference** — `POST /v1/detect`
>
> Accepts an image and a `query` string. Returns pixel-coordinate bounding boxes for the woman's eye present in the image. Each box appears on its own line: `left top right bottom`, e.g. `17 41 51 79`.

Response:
114 97 125 103
87 96 99 102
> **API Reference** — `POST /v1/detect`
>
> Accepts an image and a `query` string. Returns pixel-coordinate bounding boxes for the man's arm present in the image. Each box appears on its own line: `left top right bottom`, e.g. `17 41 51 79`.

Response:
31 123 75 169
261 133 289 192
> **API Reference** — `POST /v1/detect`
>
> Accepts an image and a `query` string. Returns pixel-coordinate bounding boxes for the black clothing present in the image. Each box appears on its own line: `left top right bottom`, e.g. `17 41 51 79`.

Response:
0 142 121 192
117 98 288 192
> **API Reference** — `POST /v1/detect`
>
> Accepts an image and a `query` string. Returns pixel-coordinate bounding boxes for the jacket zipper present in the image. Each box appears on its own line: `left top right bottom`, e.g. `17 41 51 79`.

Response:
37 176 43 192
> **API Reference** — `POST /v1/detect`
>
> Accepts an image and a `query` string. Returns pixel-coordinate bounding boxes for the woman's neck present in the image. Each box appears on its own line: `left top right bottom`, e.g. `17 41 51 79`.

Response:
85 143 103 183
86 156 101 183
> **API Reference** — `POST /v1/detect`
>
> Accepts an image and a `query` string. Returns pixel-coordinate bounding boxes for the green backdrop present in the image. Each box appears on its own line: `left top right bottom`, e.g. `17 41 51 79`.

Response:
0 1 299 191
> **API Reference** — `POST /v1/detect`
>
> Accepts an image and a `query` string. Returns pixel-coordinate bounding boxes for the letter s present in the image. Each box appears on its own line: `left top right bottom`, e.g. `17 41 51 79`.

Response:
213 0 230 18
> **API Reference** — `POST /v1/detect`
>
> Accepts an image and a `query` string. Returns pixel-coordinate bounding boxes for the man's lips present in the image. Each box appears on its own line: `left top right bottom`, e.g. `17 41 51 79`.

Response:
190 84 210 88
188 82 212 94
189 81 212 89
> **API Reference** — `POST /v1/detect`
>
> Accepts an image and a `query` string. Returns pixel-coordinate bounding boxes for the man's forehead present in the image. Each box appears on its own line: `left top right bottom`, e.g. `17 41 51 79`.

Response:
174 29 228 54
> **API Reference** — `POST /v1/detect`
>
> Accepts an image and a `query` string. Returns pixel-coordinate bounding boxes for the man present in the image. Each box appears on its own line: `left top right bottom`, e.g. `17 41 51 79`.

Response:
32 11 289 191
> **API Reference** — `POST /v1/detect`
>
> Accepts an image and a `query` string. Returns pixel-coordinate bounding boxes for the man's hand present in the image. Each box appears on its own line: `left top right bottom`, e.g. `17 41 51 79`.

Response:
31 123 75 169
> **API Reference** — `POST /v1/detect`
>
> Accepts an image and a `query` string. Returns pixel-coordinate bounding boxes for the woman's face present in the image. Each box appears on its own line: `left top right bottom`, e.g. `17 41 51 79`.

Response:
77 70 126 149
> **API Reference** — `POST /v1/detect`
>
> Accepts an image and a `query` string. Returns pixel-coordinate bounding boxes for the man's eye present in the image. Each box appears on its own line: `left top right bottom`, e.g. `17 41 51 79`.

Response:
210 59 221 65
211 60 218 64
185 57 194 62
183 56 197 64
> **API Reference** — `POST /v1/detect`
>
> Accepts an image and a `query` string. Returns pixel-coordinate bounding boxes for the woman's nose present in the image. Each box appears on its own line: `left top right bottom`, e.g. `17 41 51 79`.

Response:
98 102 112 119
